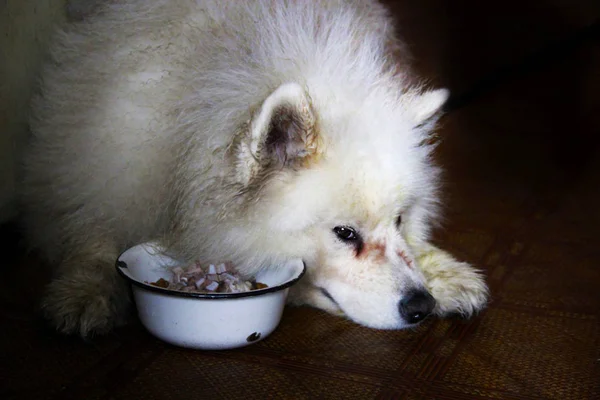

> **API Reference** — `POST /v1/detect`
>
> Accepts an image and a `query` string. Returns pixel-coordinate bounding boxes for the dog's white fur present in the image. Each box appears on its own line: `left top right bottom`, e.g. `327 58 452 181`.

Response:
20 0 489 337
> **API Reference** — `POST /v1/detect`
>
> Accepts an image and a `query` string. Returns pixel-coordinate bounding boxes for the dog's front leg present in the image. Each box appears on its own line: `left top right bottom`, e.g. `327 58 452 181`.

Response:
40 241 132 337
416 244 489 318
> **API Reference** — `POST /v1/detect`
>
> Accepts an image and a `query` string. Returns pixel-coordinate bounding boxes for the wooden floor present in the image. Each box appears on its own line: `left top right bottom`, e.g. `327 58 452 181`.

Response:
1 1 599 399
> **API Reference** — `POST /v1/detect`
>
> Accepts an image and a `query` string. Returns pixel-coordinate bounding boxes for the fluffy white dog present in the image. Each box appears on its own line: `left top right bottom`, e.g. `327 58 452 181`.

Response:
19 0 489 337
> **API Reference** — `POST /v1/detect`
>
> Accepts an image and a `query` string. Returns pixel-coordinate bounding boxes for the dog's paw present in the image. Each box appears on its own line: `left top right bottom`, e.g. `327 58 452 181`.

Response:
41 266 130 338
429 261 489 318
417 247 489 319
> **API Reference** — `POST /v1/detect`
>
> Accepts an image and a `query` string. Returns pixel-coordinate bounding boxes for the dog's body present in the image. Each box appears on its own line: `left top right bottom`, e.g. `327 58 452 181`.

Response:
20 0 488 337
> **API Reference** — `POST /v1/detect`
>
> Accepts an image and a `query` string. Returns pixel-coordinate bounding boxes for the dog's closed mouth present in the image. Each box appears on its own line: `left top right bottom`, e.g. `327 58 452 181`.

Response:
319 287 339 306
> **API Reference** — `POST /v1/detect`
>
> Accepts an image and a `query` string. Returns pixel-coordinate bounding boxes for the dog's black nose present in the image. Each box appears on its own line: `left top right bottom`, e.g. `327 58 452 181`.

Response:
399 290 436 324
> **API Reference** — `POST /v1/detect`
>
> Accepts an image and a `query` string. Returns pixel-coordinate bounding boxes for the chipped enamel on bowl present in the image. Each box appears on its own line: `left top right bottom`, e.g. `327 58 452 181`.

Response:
116 242 306 350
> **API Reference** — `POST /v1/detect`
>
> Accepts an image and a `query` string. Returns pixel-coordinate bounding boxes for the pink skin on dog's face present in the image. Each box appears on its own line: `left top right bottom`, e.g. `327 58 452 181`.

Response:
356 240 413 268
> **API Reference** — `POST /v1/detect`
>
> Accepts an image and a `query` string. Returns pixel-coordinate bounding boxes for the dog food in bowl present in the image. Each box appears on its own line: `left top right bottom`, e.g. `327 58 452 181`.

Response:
116 242 305 350
148 261 269 293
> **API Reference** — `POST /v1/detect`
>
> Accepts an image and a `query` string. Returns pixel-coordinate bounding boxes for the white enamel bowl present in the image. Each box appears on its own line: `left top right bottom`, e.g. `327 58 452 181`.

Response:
116 242 306 350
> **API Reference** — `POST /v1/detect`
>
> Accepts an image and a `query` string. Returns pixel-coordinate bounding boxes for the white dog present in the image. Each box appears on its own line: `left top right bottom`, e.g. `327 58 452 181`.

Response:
19 0 489 337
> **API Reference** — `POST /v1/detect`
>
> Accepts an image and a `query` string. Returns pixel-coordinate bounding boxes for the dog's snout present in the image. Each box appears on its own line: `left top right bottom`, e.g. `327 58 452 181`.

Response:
399 290 436 324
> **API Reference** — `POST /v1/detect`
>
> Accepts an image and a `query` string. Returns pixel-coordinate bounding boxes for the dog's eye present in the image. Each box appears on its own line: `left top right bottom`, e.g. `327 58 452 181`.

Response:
333 226 359 242
396 214 402 227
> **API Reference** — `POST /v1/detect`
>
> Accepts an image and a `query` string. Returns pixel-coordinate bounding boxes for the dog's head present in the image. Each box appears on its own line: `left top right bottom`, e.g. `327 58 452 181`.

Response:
231 82 449 329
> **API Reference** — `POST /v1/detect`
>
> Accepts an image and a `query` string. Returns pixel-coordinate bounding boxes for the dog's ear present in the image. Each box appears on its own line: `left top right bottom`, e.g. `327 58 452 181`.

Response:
408 88 449 126
235 83 319 185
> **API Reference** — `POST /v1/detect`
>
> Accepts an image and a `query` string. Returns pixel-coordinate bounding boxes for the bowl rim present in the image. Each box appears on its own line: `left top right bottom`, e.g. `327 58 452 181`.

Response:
115 248 306 300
